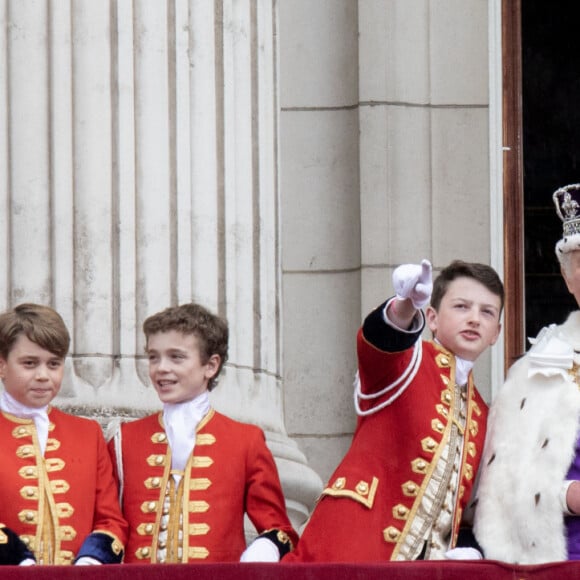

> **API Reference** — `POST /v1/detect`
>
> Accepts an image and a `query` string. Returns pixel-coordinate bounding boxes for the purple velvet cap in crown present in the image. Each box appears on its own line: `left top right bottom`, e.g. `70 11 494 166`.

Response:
553 183 580 256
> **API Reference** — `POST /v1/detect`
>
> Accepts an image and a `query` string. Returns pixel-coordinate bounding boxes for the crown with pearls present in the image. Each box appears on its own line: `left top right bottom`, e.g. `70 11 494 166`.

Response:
553 183 580 256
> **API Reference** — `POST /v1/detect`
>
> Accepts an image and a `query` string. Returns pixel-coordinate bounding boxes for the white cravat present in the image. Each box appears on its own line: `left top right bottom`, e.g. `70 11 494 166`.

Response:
455 356 474 387
163 392 210 480
432 339 473 386
0 391 50 455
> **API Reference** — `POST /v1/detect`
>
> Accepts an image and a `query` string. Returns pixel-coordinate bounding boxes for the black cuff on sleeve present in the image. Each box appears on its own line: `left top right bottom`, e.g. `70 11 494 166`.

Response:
258 529 294 559
74 532 124 564
0 525 35 566
362 299 423 352
456 527 485 556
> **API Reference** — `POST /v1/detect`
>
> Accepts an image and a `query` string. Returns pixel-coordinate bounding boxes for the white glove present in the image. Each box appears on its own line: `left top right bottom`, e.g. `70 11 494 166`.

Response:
74 556 102 565
18 558 36 566
392 259 433 309
240 537 280 562
445 547 483 560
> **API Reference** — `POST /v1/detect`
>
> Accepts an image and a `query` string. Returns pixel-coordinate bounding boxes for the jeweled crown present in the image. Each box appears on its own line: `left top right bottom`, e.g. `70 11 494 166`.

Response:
553 183 580 238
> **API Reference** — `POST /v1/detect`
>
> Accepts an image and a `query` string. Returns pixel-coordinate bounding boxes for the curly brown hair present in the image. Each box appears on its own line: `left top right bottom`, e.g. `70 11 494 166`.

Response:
143 303 229 391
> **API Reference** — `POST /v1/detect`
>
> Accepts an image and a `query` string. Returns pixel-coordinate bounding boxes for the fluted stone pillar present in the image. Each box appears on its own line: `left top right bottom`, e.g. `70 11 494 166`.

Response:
0 0 321 531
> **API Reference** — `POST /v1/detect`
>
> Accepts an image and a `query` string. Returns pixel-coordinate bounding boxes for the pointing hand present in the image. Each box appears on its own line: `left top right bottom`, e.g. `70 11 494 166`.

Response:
392 259 433 310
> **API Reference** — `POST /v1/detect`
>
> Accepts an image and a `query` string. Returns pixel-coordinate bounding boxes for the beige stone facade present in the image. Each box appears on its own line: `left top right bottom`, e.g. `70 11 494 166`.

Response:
0 0 504 525
281 0 504 485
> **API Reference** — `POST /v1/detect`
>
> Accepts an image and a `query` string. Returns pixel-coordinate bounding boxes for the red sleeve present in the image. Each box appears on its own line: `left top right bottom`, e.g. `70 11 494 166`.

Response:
244 427 299 550
357 327 418 396
91 427 128 546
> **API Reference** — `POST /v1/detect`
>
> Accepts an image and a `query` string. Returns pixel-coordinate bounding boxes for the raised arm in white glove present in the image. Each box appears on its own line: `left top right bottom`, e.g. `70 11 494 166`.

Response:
392 259 433 310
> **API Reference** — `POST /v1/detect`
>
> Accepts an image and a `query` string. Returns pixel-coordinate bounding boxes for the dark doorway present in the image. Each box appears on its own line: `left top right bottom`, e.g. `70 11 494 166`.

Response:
521 2 579 343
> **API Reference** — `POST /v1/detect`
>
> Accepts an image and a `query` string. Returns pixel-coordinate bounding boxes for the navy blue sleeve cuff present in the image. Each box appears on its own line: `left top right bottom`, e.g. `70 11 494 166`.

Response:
0 525 35 566
457 527 484 556
362 299 424 352
258 529 294 559
74 532 124 564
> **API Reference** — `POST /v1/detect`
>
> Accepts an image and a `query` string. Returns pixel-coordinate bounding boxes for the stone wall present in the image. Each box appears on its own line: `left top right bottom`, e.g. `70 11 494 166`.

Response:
0 0 500 516
279 0 498 485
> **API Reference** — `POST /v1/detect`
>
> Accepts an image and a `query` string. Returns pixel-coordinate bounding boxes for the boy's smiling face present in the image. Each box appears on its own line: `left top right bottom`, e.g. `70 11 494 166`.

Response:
146 330 220 404
425 277 502 361
0 334 65 408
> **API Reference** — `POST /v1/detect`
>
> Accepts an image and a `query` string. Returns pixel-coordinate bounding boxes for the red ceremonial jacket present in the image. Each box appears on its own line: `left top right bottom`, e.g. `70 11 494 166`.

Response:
286 305 489 562
110 409 298 563
0 408 127 565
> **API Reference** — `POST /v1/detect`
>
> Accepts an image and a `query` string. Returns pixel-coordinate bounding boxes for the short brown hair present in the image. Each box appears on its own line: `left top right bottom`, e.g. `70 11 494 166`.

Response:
0 303 71 359
431 261 504 313
143 303 229 390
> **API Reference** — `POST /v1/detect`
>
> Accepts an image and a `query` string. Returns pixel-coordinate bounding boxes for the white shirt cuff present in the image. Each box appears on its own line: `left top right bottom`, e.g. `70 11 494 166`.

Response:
561 480 576 515
383 298 424 334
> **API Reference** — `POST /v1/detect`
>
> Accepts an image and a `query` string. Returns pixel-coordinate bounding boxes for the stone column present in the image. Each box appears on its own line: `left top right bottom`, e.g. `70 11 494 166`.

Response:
0 0 320 532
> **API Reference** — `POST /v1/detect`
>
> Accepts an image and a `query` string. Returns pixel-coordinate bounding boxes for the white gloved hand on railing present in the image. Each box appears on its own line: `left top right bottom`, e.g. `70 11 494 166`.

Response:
445 547 483 560
239 537 280 563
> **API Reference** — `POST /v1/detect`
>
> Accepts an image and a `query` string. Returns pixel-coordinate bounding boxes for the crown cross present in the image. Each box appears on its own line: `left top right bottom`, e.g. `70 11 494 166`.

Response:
562 191 580 218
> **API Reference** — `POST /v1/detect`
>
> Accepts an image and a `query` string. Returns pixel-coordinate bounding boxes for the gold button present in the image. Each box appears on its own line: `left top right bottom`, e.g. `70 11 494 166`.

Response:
155 455 164 465
356 481 369 495
25 468 34 476
145 524 154 534
141 547 150 557
18 427 27 435
25 511 34 522
151 477 161 487
157 433 167 442
332 477 345 490
147 502 156 512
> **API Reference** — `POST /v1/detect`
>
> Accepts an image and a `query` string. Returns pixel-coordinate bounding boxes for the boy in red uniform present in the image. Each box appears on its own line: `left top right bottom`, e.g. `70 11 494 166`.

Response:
109 302 297 564
0 303 127 565
285 259 503 562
